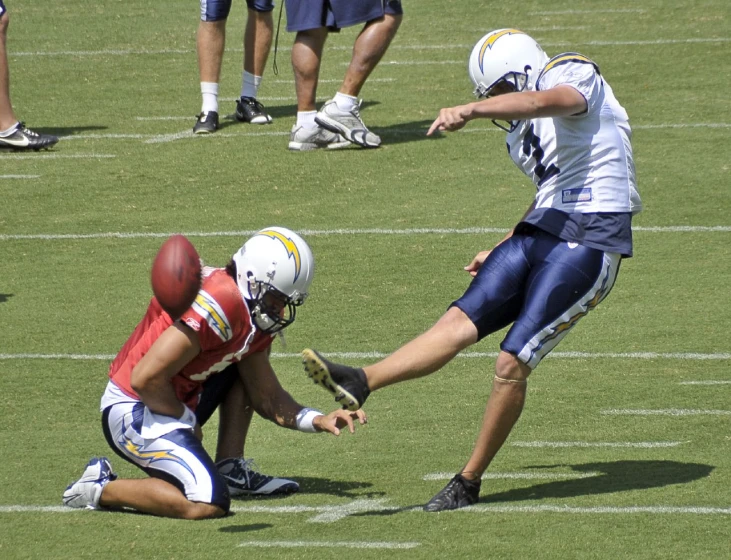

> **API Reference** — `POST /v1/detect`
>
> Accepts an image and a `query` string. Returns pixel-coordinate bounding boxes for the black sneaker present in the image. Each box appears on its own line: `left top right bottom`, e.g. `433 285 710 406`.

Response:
0 122 58 151
217 458 299 497
193 111 219 134
424 474 481 512
301 349 370 411
235 96 273 125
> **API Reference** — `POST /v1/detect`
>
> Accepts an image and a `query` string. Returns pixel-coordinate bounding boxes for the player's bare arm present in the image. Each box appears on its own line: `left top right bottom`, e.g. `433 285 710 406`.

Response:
237 351 367 435
428 85 587 135
130 322 201 418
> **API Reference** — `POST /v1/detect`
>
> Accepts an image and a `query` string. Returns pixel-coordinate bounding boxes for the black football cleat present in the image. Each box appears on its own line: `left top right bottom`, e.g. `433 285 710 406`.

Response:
0 123 58 151
193 111 219 134
235 96 273 125
423 474 481 512
301 349 370 411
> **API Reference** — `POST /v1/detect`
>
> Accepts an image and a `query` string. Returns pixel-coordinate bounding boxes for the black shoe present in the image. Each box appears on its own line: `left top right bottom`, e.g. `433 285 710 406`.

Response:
301 349 370 411
0 122 58 151
424 474 481 512
235 96 273 125
193 111 219 134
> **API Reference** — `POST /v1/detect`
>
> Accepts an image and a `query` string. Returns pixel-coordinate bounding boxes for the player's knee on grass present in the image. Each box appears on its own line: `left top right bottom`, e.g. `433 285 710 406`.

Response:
182 501 227 520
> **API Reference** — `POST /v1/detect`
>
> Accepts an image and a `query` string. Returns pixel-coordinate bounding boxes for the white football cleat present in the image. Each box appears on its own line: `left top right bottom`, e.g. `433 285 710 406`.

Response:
62 457 117 510
315 99 381 148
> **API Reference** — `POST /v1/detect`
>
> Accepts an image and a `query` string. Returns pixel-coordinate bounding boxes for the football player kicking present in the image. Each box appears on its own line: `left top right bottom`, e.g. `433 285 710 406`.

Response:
63 227 366 520
302 29 642 511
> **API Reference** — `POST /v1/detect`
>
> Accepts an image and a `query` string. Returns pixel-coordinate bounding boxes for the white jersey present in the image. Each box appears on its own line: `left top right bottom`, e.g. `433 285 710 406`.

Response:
506 53 643 215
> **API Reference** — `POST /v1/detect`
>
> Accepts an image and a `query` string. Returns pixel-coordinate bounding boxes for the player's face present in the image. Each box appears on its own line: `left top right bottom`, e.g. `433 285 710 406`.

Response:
487 80 515 98
262 290 287 318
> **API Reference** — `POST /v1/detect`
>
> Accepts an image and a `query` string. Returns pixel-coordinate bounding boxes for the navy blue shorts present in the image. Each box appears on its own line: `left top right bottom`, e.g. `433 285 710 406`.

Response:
201 0 274 22
0 1 7 16
285 0 403 32
452 229 621 369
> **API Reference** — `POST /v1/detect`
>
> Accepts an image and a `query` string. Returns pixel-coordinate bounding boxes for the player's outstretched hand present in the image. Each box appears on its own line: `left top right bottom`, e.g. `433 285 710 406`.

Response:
427 105 471 136
464 250 492 277
314 409 368 436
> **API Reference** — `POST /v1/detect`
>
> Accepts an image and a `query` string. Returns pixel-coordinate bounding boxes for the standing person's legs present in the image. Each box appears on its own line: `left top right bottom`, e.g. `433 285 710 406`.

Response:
0 8 17 130
314 0 403 148
291 27 328 112
0 5 58 149
288 26 349 150
235 2 274 124
194 0 232 133
339 13 402 99
426 235 622 511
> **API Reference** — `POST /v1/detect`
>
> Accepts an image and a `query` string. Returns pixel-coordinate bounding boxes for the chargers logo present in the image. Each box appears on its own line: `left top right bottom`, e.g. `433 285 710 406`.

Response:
479 29 524 73
257 229 302 282
121 438 196 479
192 290 232 341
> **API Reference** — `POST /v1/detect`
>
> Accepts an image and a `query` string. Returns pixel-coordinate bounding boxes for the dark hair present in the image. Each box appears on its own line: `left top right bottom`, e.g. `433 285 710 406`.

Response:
225 259 236 279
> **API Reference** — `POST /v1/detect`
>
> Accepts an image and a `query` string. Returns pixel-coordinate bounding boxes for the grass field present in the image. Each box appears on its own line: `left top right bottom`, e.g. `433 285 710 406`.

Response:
1 0 730 558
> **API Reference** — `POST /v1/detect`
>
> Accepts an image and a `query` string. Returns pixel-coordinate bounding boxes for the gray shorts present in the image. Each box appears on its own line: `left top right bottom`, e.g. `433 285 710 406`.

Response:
285 0 403 32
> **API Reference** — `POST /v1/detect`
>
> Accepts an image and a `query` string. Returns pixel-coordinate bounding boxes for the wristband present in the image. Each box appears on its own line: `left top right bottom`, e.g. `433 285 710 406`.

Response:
296 407 322 433
179 405 197 429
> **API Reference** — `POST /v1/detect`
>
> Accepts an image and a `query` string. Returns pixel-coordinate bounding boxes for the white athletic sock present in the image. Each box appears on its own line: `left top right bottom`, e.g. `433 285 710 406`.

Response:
241 71 262 99
200 82 219 114
0 122 20 137
334 92 358 112
296 111 317 128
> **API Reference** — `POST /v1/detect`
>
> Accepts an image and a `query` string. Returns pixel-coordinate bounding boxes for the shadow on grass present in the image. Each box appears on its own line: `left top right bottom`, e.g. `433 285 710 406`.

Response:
482 460 714 503
0 293 12 303
219 523 273 533
224 476 385 502
349 460 714 517
40 125 108 136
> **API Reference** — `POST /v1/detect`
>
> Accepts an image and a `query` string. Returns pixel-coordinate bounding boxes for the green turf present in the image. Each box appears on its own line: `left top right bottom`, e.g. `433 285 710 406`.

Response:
1 0 730 558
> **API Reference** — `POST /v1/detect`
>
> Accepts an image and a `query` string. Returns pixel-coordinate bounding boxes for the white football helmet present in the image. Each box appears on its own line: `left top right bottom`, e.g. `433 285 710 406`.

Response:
468 29 549 131
232 227 314 334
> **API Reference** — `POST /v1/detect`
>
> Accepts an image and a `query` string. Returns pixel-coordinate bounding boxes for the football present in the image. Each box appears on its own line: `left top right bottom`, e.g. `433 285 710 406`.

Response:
151 234 202 320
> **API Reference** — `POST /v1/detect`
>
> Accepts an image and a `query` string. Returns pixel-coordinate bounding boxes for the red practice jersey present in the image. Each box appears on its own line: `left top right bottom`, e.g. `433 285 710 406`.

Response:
108 267 273 409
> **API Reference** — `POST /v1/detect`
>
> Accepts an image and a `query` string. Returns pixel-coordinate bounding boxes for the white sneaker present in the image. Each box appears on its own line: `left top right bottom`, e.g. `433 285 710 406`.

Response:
217 458 299 496
315 99 381 148
62 457 116 510
288 124 350 151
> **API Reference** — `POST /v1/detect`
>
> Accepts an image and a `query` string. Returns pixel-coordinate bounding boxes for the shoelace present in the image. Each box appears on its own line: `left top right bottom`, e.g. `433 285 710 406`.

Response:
228 458 261 485
243 98 266 112
16 122 39 137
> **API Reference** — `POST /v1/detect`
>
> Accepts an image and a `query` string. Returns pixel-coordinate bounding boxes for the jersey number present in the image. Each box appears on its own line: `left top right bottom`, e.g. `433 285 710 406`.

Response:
523 124 560 186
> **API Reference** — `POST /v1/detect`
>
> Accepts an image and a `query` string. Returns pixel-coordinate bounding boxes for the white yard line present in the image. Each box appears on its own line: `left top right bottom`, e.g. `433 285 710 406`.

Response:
602 409 731 416
11 38 729 58
0 174 40 179
2 227 731 242
0 352 729 362
529 9 646 14
238 540 420 549
510 441 684 448
0 154 115 160
423 472 601 481
461 505 731 515
3 502 731 518
679 380 731 385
